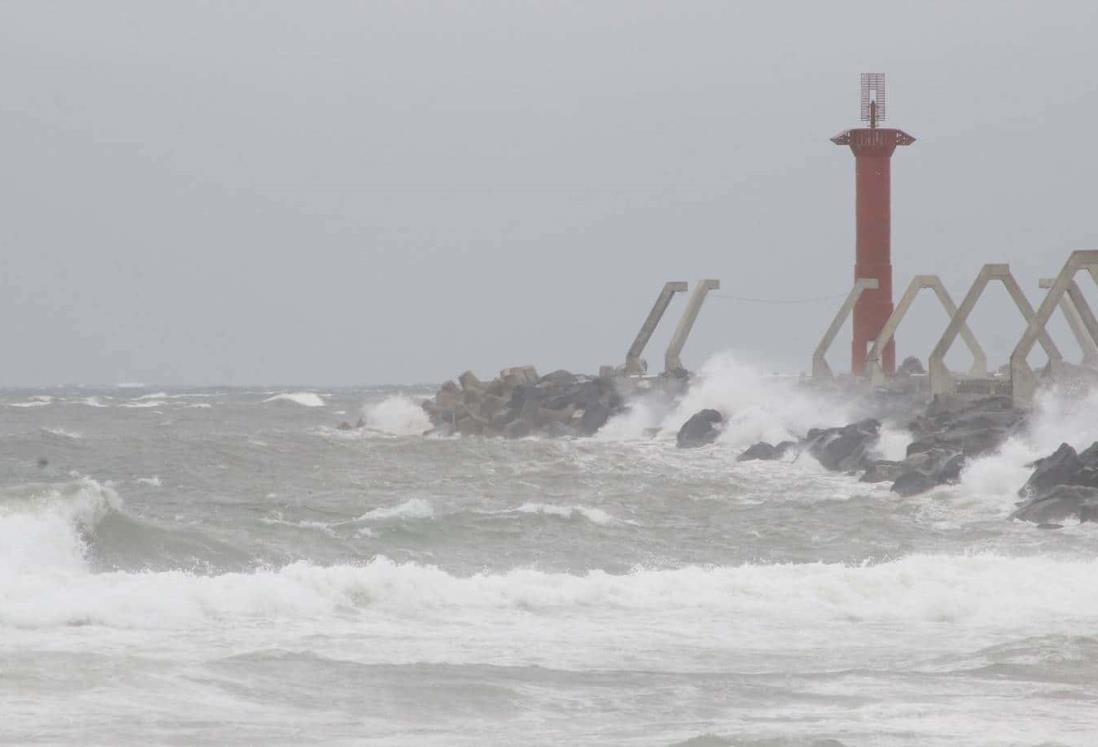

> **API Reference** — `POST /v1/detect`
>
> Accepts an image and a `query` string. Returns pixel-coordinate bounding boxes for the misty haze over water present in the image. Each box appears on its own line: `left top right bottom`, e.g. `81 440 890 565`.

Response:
4 2 1098 746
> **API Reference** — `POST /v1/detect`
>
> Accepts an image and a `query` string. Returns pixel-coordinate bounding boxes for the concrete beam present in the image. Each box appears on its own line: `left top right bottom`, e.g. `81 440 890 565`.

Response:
812 278 878 379
1039 277 1098 366
1012 251 1098 406
624 282 688 375
664 279 720 374
929 264 1062 397
865 275 987 386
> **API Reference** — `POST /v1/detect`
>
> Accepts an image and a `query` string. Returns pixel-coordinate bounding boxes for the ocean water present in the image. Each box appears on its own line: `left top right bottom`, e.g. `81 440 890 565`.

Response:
3 356 1098 746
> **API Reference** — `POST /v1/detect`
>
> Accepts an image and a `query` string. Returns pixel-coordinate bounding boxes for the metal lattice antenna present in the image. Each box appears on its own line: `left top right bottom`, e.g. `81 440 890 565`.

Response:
860 73 886 129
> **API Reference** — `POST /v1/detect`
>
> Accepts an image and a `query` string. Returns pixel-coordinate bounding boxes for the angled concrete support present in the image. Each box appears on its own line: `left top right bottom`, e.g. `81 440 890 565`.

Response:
1012 251 1098 406
623 282 688 375
929 264 1062 396
865 275 988 386
664 279 720 374
1038 277 1098 367
812 278 878 379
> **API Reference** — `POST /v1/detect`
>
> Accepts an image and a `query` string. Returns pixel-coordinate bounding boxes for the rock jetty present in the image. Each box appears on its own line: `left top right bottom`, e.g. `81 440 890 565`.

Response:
1011 442 1098 525
421 367 625 438
675 394 1025 498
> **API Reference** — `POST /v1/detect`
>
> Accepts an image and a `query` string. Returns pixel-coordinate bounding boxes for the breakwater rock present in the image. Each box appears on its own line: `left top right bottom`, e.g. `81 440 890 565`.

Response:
865 395 1021 496
674 395 1025 498
676 409 723 448
421 366 626 438
1012 442 1098 524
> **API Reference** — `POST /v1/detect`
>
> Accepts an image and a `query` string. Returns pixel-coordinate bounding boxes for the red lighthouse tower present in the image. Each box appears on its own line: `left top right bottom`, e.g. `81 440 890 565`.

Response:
832 74 914 376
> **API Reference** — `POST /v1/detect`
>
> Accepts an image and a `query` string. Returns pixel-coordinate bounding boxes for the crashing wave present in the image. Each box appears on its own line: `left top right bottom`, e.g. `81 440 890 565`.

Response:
263 392 325 407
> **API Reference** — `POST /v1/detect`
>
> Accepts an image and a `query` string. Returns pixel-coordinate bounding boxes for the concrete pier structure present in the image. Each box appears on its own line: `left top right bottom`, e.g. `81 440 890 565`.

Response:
1012 251 1098 406
813 278 878 379
664 279 720 375
1038 277 1098 366
865 275 987 386
929 264 1061 396
624 282 688 375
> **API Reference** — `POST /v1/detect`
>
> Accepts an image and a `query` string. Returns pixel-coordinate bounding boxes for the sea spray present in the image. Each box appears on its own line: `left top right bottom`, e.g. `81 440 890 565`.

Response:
361 394 432 436
263 392 326 407
0 478 121 573
600 352 858 447
959 383 1098 511
6 554 1098 634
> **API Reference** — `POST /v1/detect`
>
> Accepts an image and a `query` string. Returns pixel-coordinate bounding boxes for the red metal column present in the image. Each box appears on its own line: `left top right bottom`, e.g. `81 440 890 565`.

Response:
832 126 914 376
853 132 896 376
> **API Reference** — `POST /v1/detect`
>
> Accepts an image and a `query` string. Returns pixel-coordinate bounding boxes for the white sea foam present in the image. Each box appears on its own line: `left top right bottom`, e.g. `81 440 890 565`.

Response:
4 554 1098 635
120 400 166 408
958 384 1098 512
356 498 434 521
135 476 162 487
514 502 617 525
9 395 52 408
0 478 120 574
874 424 912 462
602 352 854 448
361 394 431 436
263 392 325 407
260 514 337 536
81 396 110 408
43 428 82 440
594 396 670 441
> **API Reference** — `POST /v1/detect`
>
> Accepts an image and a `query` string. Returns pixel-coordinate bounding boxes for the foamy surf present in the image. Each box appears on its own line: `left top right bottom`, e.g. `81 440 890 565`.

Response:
263 392 325 407
355 498 435 521
361 394 432 436
0 478 121 573
5 554 1098 638
513 502 619 525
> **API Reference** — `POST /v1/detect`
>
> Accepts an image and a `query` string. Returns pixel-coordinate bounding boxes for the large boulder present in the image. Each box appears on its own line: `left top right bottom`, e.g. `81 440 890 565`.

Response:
579 404 612 435
897 356 926 376
906 396 1023 459
805 419 880 471
500 366 540 387
539 369 578 388
891 470 938 497
737 441 796 462
1016 441 1098 500
861 459 905 483
1019 443 1084 498
1011 485 1098 525
889 448 965 496
676 409 724 448
458 370 484 392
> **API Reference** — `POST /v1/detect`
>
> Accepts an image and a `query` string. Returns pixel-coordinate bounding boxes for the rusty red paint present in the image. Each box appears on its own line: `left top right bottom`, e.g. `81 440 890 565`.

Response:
832 126 914 376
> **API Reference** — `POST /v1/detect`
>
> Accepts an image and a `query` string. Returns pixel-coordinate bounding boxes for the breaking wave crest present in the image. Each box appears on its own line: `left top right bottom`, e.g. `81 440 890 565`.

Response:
263 392 325 407
603 352 856 447
0 478 121 573
361 394 431 436
959 383 1098 510
356 498 434 521
3 553 1098 631
513 502 618 525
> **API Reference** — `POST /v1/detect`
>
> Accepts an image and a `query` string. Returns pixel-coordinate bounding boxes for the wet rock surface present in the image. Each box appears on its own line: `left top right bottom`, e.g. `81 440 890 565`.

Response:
805 419 881 472
737 440 797 462
676 409 724 449
851 395 1022 497
1011 484 1098 525
422 367 625 438
1013 441 1098 524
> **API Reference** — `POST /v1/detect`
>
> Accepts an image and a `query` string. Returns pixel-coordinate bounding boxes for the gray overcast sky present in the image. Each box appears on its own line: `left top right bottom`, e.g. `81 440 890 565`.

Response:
2 1 1097 386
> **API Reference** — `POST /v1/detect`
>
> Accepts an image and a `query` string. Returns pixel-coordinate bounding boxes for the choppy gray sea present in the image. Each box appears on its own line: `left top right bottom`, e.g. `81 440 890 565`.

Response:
3 370 1098 745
